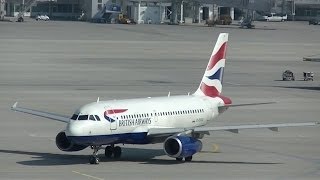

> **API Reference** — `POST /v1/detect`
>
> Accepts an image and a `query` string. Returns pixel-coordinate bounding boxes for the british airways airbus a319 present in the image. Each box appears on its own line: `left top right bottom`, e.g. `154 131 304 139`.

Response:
11 33 318 164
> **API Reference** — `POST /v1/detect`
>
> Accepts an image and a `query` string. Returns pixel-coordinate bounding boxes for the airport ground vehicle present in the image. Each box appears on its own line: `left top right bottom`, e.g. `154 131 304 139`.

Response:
264 13 287 22
36 15 49 21
309 17 320 25
303 72 314 81
239 17 255 28
282 70 295 81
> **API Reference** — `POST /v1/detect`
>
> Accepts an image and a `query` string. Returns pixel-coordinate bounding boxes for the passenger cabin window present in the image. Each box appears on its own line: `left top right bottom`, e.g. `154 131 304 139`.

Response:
71 114 78 120
78 115 88 120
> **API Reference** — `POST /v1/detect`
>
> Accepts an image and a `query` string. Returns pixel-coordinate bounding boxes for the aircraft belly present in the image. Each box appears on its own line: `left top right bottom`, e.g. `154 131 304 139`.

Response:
68 132 149 146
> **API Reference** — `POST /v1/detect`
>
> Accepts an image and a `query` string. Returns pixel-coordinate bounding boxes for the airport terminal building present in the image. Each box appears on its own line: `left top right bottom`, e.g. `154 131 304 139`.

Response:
1 0 320 22
0 0 245 23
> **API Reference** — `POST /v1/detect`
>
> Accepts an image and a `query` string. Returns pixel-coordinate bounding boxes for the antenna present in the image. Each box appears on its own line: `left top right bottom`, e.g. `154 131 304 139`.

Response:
96 97 100 103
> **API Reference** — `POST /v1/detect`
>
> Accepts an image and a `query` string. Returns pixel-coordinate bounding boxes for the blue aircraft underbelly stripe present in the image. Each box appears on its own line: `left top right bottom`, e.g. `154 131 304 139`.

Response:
68 132 149 145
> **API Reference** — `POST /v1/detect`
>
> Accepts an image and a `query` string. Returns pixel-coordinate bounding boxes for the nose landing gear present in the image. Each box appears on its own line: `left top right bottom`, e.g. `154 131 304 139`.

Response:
89 145 101 164
89 145 123 164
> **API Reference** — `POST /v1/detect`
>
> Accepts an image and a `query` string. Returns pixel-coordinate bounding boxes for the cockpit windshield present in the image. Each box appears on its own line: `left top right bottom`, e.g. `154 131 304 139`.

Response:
89 115 95 121
70 114 100 121
78 115 88 120
70 114 78 120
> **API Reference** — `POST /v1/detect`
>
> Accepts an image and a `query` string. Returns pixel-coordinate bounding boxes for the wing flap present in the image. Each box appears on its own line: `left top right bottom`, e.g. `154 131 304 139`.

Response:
11 102 70 123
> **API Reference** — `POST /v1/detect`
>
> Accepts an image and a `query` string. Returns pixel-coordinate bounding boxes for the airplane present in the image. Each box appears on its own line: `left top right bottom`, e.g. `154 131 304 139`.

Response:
11 33 318 164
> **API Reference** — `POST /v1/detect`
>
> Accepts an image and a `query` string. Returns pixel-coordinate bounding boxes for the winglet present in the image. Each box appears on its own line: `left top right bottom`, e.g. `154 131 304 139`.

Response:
12 102 18 109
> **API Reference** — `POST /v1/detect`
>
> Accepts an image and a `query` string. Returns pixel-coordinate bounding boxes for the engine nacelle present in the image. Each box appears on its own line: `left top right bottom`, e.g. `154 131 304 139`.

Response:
163 136 202 158
55 131 88 152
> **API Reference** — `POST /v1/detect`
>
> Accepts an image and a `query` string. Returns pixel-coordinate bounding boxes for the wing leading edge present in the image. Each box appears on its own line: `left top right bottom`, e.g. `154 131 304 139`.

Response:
147 122 319 136
11 102 69 123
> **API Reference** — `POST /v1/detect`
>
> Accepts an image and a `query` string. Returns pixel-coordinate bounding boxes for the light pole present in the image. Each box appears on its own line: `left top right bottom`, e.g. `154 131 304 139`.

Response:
292 0 295 21
180 1 183 23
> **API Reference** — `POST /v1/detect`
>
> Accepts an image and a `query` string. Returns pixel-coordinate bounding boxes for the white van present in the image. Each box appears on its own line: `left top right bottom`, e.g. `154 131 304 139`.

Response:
264 13 287 22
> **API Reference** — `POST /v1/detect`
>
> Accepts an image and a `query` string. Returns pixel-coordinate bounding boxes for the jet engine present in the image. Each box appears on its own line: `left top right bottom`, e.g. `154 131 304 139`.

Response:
163 136 202 158
55 131 87 151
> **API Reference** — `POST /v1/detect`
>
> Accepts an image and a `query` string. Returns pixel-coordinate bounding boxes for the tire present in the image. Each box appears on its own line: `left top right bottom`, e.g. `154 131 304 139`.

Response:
185 156 192 162
105 146 113 158
89 156 99 164
176 157 183 161
113 146 122 159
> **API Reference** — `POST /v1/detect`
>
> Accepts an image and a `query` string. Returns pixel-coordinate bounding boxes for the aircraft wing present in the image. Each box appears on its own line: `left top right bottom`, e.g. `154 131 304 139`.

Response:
147 122 319 136
11 102 70 123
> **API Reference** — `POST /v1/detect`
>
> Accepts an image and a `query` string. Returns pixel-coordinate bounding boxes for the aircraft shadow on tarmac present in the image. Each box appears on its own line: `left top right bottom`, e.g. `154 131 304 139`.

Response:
0 148 281 166
273 85 320 91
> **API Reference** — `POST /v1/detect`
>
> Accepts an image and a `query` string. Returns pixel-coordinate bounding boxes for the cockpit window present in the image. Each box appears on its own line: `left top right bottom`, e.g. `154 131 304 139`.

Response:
94 115 100 121
89 115 95 121
70 114 78 120
78 115 88 120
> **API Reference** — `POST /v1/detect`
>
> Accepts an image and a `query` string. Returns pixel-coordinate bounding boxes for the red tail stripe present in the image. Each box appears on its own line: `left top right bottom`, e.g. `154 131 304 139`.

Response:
207 42 227 70
200 83 220 97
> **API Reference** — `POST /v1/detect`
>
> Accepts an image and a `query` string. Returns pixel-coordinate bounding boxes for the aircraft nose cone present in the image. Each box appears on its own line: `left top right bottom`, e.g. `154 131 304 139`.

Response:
65 123 83 136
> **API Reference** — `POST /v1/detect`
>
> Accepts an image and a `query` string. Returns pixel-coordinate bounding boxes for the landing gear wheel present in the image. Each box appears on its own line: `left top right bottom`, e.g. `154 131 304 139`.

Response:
113 146 122 159
176 157 183 161
89 156 99 164
105 146 113 158
89 145 101 164
185 156 192 162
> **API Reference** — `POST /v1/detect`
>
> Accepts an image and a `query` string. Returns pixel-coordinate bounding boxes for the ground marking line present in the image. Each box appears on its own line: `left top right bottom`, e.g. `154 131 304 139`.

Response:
72 170 104 180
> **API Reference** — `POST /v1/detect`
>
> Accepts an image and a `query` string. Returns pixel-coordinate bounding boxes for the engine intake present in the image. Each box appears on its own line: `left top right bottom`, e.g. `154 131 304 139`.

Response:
163 136 202 158
56 131 87 152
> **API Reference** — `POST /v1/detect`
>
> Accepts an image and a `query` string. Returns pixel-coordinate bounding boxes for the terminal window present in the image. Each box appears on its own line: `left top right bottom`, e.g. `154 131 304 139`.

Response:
97 4 102 10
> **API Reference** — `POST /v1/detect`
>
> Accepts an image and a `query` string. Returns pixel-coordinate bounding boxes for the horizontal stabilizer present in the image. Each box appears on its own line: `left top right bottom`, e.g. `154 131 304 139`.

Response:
218 102 276 113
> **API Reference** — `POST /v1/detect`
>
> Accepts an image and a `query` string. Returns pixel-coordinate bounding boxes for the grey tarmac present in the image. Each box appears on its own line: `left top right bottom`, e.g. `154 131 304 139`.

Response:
0 20 319 180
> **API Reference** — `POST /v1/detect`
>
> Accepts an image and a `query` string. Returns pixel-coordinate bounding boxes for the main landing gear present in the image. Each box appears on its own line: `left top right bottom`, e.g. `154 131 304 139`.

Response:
176 156 193 162
105 145 122 159
89 145 122 164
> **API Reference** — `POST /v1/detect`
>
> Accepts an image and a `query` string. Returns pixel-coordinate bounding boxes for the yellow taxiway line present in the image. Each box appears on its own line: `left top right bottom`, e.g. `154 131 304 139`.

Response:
72 170 104 180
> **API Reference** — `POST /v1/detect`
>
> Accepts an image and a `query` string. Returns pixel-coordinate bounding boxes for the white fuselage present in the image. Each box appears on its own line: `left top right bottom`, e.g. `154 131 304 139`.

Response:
65 95 225 145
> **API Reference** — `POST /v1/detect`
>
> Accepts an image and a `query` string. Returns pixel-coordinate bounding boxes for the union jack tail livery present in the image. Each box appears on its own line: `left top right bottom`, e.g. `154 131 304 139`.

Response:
194 33 228 97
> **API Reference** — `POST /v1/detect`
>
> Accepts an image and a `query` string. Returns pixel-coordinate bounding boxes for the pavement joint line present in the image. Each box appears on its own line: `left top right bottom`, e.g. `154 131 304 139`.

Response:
224 82 243 86
72 170 104 180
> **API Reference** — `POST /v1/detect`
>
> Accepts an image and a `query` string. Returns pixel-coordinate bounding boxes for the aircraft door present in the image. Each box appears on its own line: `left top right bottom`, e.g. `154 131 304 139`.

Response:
153 110 158 125
105 106 117 130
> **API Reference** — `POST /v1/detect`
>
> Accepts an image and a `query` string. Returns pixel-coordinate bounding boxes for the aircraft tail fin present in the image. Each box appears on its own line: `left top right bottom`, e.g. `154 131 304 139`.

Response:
194 33 228 97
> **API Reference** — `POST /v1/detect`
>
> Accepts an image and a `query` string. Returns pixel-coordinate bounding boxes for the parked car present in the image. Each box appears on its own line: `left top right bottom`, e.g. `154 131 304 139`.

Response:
309 17 320 25
36 15 50 21
264 13 287 22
